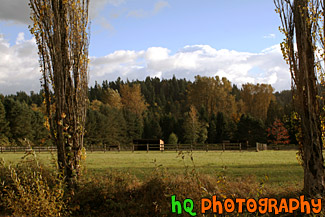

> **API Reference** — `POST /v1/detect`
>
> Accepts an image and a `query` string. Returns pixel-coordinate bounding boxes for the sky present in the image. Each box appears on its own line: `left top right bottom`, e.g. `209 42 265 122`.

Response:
0 0 290 95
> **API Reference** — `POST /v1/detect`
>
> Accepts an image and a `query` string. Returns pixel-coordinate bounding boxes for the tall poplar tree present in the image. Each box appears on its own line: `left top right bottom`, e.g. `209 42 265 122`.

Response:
274 0 325 195
29 0 90 186
183 105 201 144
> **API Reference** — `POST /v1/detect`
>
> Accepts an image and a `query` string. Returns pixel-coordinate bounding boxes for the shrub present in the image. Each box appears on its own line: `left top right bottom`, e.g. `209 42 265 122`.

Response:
0 151 67 217
168 132 178 144
70 171 141 217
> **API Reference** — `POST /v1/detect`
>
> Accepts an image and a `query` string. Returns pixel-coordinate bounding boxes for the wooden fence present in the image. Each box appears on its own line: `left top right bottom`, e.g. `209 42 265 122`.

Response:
0 146 57 153
0 145 120 153
0 143 242 153
0 143 298 153
162 143 242 152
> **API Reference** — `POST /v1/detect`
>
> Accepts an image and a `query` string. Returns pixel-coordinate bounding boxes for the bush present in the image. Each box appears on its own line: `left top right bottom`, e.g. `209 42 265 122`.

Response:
70 171 141 217
69 168 274 217
168 132 178 144
0 151 67 217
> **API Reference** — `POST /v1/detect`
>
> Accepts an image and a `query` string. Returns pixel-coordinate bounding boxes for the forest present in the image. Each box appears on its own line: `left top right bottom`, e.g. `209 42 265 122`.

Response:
0 75 296 148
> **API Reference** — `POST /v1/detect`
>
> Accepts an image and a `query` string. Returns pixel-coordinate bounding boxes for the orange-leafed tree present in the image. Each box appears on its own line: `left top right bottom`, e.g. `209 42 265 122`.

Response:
120 84 147 116
187 76 236 118
267 119 290 146
241 83 275 121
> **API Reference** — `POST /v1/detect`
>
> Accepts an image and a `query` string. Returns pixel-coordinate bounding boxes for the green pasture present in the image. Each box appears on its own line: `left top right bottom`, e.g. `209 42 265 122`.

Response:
0 150 303 188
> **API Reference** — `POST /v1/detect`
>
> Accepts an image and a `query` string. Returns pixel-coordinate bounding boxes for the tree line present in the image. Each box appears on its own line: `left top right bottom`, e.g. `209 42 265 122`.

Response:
0 75 295 148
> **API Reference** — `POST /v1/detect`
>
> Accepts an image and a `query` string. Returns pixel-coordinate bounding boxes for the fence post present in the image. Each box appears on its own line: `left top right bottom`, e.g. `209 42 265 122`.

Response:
223 143 225 152
132 144 134 152
104 144 106 153
118 144 120 152
147 144 149 153
239 143 242 152
256 142 259 152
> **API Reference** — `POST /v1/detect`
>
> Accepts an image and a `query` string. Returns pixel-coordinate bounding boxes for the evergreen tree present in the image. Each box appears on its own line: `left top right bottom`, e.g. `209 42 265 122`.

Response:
100 105 127 146
235 114 266 146
142 115 151 139
207 114 217 143
4 98 33 144
160 114 176 141
0 100 9 146
150 118 162 139
31 110 49 145
215 112 227 143
143 113 162 139
30 91 43 107
14 91 31 105
85 109 101 146
123 110 143 142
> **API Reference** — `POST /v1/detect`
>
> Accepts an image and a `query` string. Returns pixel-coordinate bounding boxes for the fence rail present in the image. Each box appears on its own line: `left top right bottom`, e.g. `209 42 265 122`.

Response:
0 143 298 153
0 146 57 153
163 143 242 152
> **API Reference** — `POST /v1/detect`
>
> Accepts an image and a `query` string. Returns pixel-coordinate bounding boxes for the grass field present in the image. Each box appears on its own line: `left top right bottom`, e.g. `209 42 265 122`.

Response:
0 150 303 188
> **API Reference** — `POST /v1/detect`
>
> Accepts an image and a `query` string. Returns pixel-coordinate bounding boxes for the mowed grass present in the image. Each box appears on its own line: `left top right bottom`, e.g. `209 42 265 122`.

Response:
0 150 303 188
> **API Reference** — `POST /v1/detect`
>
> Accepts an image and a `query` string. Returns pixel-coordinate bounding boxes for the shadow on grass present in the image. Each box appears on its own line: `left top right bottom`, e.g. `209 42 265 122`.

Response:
87 162 303 186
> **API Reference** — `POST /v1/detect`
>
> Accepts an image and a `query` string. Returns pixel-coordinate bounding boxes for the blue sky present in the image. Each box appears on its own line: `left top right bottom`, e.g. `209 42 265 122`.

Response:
0 0 290 94
90 0 281 55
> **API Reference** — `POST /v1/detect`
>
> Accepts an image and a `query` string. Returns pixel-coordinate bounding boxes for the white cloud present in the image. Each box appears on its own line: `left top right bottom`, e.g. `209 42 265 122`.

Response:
0 33 291 95
0 33 41 95
145 47 169 61
89 44 291 91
